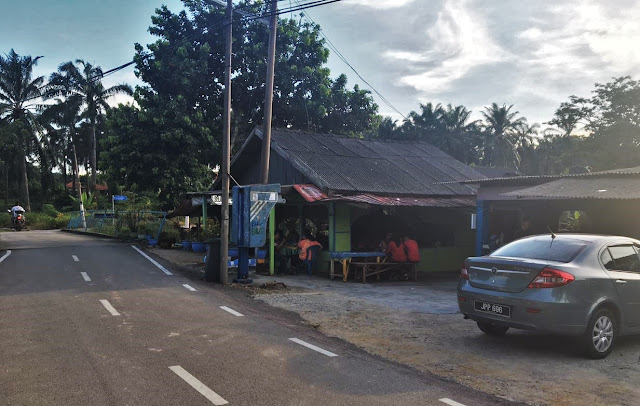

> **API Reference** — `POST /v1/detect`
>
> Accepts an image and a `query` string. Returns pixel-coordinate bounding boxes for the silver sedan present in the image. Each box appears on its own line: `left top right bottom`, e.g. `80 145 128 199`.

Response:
457 234 640 358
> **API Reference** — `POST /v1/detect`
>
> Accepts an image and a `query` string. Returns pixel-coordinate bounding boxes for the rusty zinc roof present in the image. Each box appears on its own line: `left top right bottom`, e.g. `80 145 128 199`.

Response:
502 177 640 200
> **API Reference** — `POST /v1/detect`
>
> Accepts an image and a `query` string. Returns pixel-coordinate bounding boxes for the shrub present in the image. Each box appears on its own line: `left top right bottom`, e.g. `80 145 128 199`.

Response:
42 204 60 217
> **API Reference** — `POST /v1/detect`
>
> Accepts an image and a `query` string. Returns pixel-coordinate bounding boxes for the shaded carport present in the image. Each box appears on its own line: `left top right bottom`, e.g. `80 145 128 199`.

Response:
467 167 640 255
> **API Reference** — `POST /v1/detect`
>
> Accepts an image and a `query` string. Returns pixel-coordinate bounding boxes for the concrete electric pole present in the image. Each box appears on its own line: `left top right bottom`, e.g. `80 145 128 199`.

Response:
259 0 278 184
219 0 233 285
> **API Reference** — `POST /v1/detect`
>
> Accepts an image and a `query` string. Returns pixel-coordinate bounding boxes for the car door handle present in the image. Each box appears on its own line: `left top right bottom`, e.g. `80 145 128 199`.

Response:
615 280 628 285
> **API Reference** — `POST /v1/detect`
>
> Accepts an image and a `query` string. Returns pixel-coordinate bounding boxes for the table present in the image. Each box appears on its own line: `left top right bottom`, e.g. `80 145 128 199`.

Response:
328 251 384 282
350 261 418 283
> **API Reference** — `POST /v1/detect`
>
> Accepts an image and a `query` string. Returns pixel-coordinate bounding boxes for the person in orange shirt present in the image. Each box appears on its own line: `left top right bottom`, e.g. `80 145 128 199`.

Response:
403 235 420 263
298 233 322 275
385 235 407 263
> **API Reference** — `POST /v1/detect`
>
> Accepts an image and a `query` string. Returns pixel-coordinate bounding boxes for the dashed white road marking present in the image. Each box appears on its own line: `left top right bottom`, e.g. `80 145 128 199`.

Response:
183 284 196 292
439 398 467 406
219 306 244 317
81 272 91 282
131 246 173 275
289 338 338 357
0 250 11 263
72 255 79 262
169 365 228 405
99 299 121 316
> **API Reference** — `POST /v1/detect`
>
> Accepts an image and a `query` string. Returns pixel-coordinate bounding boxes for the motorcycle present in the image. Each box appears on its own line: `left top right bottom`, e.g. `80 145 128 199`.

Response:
8 209 25 231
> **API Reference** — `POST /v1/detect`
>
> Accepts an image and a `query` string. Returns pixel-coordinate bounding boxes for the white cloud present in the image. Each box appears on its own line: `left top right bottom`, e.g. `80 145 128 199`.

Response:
510 0 640 113
385 0 510 94
106 93 135 108
347 0 417 9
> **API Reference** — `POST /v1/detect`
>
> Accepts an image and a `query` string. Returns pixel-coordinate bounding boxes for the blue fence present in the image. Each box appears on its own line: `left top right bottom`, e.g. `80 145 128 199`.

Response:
68 210 167 239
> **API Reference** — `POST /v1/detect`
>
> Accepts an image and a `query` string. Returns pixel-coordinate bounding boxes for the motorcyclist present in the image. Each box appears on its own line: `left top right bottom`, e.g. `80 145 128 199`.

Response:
10 202 25 228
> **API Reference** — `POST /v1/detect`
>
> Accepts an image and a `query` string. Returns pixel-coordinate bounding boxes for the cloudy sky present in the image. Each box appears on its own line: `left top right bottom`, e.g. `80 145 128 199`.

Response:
3 0 640 127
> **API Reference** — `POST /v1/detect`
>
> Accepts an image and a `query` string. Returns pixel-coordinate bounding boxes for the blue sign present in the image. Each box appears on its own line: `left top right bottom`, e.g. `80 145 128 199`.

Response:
231 184 283 283
231 184 282 248
113 195 127 201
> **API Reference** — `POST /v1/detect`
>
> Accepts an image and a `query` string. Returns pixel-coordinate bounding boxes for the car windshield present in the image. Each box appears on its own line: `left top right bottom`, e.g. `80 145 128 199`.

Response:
491 237 591 263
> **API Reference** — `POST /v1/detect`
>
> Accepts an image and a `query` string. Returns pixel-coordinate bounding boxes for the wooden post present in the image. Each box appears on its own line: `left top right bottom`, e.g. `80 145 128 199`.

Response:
269 207 275 275
202 194 207 231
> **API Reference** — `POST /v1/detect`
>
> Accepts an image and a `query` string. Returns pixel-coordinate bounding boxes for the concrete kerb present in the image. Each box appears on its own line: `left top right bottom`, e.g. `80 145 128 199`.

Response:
62 228 121 240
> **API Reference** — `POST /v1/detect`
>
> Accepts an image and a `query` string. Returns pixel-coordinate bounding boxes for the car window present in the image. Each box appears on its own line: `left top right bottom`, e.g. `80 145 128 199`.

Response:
607 245 640 273
490 237 590 263
601 249 615 270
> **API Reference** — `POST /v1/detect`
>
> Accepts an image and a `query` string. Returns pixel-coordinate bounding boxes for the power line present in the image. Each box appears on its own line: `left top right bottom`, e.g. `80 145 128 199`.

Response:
242 0 341 22
97 1 340 81
25 0 342 101
293 0 407 120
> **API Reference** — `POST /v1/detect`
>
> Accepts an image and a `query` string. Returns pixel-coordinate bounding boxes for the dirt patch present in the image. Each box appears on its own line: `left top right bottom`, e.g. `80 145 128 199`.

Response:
254 290 640 406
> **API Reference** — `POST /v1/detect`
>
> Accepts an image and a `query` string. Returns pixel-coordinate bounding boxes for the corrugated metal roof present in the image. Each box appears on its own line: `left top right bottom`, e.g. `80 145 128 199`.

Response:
502 178 640 200
259 129 484 196
323 194 476 207
452 166 640 186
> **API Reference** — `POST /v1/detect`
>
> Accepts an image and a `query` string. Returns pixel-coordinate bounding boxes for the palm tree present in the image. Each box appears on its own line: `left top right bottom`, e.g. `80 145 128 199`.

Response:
0 49 46 211
439 104 482 164
42 92 87 228
49 60 132 190
481 103 529 171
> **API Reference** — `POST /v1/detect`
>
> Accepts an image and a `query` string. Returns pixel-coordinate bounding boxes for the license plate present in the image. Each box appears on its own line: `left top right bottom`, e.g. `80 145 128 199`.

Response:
474 300 511 317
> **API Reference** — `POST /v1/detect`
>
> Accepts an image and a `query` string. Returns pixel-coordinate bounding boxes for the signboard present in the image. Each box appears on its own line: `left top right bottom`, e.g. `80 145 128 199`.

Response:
113 195 127 201
293 184 328 202
231 184 283 248
191 195 232 206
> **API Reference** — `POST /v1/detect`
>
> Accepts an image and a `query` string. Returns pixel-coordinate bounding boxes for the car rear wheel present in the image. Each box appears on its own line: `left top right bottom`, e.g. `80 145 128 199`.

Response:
583 308 616 359
477 322 509 336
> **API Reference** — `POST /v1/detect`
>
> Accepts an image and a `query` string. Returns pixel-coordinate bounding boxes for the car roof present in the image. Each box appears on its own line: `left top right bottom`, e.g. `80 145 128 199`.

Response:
521 233 640 245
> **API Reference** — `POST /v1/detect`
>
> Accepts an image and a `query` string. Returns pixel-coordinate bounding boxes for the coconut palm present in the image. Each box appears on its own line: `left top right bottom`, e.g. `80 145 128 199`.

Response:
481 103 529 171
41 93 87 228
440 104 482 164
0 49 47 211
49 60 132 190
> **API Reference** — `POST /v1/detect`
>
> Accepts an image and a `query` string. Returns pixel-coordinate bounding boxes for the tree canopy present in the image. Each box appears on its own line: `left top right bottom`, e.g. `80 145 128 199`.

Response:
1 1 639 212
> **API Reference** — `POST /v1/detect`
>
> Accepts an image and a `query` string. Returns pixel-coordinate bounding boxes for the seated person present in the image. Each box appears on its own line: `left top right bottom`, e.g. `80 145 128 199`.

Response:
385 235 407 263
10 202 24 226
403 235 420 263
378 232 392 252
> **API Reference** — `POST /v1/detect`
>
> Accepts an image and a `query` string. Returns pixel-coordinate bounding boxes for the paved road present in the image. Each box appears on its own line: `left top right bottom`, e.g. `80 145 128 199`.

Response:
0 230 517 406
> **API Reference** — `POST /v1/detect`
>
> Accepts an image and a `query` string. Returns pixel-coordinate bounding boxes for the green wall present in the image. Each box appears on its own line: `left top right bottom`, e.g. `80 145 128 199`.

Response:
416 247 474 273
329 203 351 252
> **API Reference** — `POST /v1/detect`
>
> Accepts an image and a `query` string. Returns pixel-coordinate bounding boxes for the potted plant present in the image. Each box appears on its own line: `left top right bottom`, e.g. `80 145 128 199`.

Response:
144 223 158 247
192 221 220 253
158 229 178 249
136 224 147 240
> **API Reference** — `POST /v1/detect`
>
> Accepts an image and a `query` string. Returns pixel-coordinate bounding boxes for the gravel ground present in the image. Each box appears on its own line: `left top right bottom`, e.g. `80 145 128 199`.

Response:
253 287 640 406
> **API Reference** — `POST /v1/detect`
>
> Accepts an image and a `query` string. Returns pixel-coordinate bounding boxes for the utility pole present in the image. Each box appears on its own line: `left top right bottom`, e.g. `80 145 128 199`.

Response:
219 0 233 285
259 0 278 184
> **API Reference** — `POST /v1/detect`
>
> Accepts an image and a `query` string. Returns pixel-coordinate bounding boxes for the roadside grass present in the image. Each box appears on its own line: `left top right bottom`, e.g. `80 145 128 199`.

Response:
0 211 70 230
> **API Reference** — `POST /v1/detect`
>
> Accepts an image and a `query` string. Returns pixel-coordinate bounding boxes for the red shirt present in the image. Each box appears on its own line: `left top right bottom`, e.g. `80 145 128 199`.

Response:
404 239 420 262
386 241 407 263
298 239 322 260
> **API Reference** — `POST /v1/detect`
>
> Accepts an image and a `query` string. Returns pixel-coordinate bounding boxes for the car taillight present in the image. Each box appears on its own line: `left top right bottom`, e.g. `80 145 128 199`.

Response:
460 264 469 280
528 267 574 288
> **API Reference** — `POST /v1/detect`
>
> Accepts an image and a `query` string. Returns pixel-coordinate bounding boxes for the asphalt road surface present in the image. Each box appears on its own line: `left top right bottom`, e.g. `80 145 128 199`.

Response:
0 230 519 406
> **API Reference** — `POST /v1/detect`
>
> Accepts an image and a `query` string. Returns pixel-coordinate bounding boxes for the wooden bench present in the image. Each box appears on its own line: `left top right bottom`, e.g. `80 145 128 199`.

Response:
350 261 418 283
